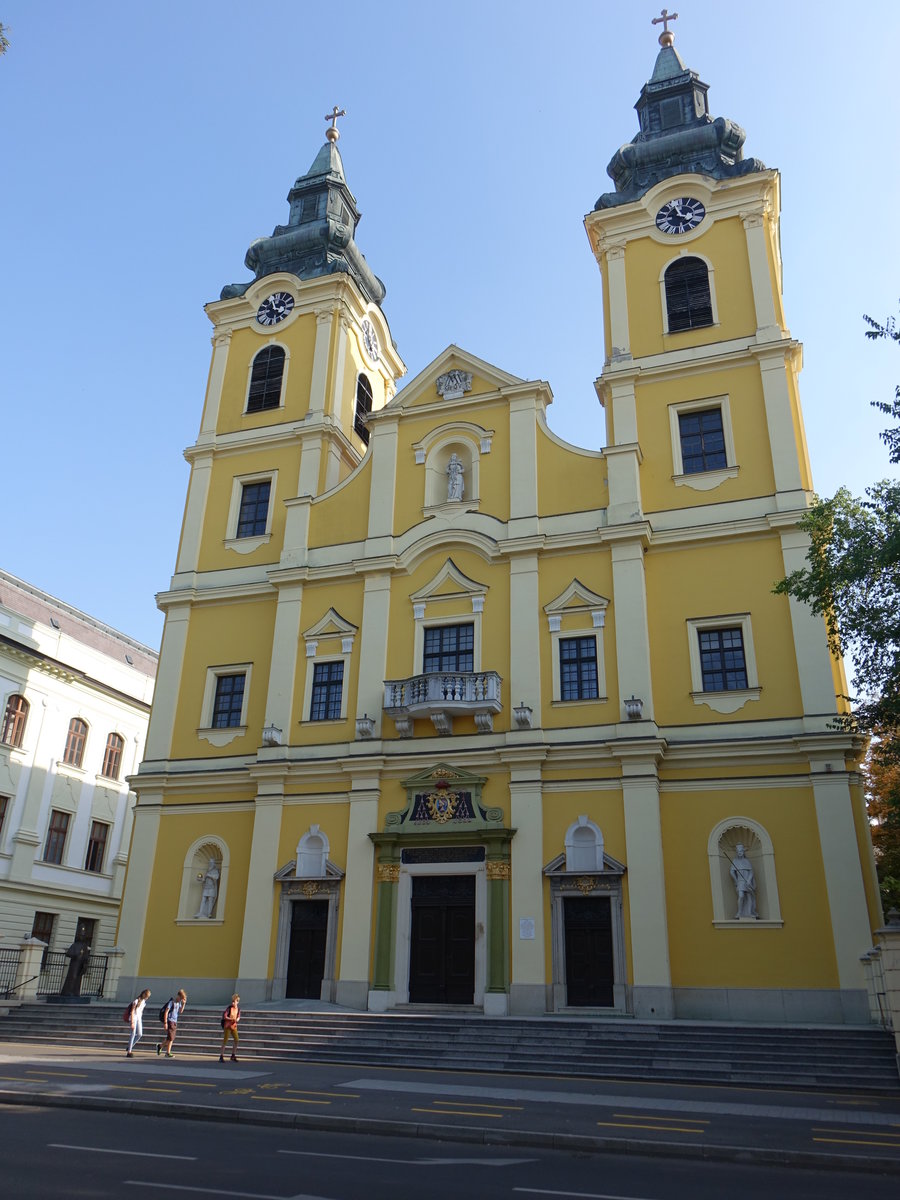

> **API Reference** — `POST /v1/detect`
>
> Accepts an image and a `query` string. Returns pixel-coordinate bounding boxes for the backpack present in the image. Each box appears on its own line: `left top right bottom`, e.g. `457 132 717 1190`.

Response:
159 997 173 1025
221 1003 239 1029
122 1001 134 1024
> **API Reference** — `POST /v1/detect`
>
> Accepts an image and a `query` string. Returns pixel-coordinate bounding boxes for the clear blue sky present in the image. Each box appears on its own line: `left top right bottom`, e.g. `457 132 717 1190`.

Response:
2 2 897 650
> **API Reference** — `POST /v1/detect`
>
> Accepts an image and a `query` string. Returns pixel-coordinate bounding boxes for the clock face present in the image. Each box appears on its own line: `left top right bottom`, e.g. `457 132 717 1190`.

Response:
655 197 706 235
256 291 295 326
361 318 380 362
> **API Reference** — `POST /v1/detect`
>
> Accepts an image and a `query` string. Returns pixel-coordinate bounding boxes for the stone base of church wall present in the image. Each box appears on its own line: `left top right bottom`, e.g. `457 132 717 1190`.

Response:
483 992 509 1016
508 983 547 1015
333 979 368 1010
630 985 675 1020
672 986 872 1025
116 976 240 1006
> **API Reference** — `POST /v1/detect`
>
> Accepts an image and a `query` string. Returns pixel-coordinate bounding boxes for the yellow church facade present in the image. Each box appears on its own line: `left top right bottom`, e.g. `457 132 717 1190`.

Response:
117 33 881 1022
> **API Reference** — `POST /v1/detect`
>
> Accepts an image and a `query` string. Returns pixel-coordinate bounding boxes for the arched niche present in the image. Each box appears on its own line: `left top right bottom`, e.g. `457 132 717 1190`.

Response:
296 825 330 878
707 817 782 927
176 836 229 924
564 815 605 873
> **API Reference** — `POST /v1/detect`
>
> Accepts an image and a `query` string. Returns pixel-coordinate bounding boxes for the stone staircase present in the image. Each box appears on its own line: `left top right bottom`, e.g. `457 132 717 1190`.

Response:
0 1003 897 1092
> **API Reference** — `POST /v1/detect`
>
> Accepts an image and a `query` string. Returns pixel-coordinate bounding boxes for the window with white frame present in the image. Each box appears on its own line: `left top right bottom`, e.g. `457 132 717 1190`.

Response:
199 664 252 745
423 623 474 673
225 471 277 552
302 609 356 724
43 809 70 864
668 395 737 490
686 614 760 713
664 256 713 331
545 581 609 704
246 345 286 413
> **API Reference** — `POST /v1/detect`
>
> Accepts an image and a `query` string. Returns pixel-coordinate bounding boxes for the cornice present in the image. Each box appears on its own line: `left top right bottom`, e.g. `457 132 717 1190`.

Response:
599 334 800 389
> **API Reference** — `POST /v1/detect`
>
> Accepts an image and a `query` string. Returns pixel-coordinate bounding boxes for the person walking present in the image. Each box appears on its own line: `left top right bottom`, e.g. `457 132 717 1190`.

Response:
157 989 187 1058
219 993 241 1062
126 988 151 1057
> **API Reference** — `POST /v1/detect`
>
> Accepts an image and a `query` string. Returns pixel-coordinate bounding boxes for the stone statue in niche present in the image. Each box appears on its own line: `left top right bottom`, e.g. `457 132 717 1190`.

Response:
446 453 465 501
196 858 221 919
729 843 758 919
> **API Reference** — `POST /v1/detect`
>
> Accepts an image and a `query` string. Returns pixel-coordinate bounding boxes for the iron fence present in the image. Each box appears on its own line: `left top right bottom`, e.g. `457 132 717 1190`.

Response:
0 948 19 997
37 952 109 999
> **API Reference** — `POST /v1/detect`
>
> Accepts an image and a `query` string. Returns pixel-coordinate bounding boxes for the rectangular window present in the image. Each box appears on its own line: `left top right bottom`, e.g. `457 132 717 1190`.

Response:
212 673 246 728
43 809 70 865
31 911 56 965
678 408 727 474
0 794 7 840
699 627 748 691
236 480 271 538
559 636 599 701
310 661 344 721
84 821 109 874
423 624 474 673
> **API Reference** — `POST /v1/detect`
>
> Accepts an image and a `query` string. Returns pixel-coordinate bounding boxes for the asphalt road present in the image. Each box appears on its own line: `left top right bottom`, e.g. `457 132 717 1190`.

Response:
1 1040 899 1180
1 1105 898 1200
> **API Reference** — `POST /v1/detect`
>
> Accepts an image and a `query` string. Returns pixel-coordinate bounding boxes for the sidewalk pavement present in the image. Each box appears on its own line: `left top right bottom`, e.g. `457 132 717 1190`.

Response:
0 1039 899 1176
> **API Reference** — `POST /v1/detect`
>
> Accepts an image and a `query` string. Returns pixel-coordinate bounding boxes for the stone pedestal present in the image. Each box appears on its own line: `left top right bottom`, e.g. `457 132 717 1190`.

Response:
12 938 46 1003
105 947 126 1001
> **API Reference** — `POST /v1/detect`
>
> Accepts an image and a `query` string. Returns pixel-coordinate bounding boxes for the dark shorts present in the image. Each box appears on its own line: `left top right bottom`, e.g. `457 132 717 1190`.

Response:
166 1020 178 1039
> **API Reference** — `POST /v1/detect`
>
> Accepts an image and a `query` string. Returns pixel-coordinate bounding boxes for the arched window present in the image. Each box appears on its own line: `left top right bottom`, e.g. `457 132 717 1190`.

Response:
63 718 88 768
354 373 373 444
664 257 713 332
564 816 605 873
246 346 286 413
1 694 29 748
101 732 125 780
297 825 330 878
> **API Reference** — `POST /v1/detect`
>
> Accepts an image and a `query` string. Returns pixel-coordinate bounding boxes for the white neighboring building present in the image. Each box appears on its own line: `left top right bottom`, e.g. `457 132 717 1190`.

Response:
0 570 156 959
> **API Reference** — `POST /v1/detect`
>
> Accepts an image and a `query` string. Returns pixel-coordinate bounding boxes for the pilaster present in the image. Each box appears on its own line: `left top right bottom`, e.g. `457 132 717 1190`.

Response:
366 417 398 550
263 581 304 738
356 573 392 737
508 393 539 538
308 308 334 418
605 242 631 358
114 796 161 990
742 213 780 337
753 346 806 506
198 328 232 439
337 778 379 1009
778 528 839 721
236 790 284 1002
610 538 654 721
619 755 672 1018
143 603 191 762
811 768 874 995
508 554 542 726
175 451 213 574
508 765 545 1014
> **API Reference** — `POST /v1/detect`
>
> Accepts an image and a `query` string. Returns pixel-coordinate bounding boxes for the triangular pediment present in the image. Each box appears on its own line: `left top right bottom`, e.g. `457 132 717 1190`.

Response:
544 579 609 616
274 859 344 881
302 607 358 642
383 345 524 414
543 851 626 876
410 558 488 604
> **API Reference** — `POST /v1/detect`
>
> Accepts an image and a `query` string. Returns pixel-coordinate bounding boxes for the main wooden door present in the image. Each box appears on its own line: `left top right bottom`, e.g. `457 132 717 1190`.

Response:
408 875 475 1004
564 895 614 1007
286 900 328 999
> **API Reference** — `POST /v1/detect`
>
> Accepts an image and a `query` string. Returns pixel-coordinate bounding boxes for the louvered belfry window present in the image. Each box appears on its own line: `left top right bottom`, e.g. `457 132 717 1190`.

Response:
664 257 713 332
354 373 373 444
246 346 285 412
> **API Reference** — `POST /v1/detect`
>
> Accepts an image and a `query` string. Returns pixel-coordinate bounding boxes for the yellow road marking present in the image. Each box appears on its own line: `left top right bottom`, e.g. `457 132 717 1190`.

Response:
613 1112 708 1124
251 1095 329 1106
283 1090 359 1099
813 1136 900 1149
25 1071 86 1078
411 1106 503 1119
111 1085 182 1095
597 1120 704 1135
153 1080 216 1088
812 1126 900 1138
432 1100 523 1111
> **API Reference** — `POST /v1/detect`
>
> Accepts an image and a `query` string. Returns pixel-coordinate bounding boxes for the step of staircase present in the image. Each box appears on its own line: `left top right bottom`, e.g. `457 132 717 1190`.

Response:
0 1004 896 1092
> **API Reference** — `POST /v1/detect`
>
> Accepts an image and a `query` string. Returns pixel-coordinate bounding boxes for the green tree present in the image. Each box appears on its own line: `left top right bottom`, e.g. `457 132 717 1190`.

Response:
0 24 9 55
774 309 900 757
866 748 900 911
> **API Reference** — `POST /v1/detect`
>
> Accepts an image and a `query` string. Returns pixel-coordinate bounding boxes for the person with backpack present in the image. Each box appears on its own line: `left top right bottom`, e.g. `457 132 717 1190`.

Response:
124 988 151 1057
219 993 241 1062
156 988 187 1058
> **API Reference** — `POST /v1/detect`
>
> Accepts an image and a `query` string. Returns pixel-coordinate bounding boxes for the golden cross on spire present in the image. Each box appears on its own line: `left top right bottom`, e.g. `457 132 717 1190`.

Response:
652 7 678 46
324 105 346 143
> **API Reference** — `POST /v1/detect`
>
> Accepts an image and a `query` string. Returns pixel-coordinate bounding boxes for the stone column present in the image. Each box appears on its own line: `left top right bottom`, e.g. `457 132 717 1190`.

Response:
104 947 126 1001
508 764 546 1015
620 754 673 1018
370 862 399 1006
236 790 284 1004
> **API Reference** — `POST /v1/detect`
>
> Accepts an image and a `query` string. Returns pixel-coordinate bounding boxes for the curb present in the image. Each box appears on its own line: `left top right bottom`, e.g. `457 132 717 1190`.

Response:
1 1088 898 1176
